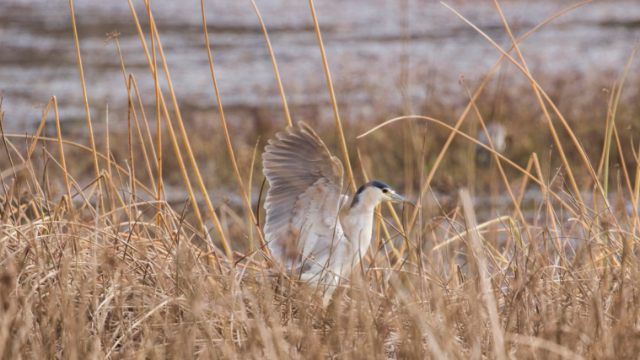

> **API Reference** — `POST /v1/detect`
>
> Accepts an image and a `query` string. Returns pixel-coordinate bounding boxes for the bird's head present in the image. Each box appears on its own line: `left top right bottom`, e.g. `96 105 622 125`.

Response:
350 181 409 209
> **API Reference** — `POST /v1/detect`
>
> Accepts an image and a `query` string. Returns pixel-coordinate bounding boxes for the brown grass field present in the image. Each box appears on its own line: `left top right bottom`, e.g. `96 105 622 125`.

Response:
2 0 640 358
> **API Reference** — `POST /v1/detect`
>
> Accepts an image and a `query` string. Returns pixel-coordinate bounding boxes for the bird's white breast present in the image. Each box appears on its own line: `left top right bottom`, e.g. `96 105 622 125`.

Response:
341 187 380 264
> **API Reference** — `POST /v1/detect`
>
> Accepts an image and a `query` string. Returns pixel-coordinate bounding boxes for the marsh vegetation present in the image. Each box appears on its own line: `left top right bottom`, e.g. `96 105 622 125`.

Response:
1 0 640 358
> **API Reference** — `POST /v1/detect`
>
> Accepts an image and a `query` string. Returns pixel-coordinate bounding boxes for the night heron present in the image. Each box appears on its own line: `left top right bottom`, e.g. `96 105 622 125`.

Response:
262 122 408 305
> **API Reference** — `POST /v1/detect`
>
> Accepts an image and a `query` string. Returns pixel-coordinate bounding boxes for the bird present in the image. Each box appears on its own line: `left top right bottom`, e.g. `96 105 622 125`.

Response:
476 123 507 167
262 121 408 306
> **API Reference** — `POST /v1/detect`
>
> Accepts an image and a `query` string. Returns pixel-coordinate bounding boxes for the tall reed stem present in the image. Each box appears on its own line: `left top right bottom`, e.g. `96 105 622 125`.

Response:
68 0 103 213
308 0 356 193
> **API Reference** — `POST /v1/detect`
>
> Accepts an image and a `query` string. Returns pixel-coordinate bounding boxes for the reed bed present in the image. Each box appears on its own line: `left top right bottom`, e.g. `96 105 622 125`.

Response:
1 0 640 358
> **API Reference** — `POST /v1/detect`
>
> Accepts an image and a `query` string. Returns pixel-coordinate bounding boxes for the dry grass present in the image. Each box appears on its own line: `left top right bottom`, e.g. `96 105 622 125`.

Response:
2 0 640 358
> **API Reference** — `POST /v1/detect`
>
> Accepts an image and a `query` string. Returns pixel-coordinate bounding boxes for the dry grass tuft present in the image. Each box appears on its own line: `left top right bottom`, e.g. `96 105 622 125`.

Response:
2 0 640 358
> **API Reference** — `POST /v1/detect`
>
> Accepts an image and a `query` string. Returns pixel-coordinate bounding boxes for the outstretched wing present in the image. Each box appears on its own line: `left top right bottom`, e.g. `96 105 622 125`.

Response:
262 122 344 267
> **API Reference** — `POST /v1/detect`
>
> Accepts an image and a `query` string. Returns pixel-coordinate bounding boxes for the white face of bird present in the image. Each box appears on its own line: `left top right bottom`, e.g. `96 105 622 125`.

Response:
350 181 409 209
380 186 407 204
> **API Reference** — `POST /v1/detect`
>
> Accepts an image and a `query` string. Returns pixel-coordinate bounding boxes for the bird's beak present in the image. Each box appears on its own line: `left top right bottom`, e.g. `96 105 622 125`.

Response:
389 192 411 205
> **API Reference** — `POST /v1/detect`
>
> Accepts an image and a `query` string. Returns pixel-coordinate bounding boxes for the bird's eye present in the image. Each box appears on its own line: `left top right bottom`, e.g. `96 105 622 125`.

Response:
382 188 389 193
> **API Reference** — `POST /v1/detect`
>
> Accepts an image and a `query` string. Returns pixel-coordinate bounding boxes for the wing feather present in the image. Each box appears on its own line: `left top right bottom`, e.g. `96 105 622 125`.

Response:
263 122 344 266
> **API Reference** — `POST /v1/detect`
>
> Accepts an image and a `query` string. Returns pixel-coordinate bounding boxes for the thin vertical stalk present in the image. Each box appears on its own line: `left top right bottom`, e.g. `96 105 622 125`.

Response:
603 44 636 197
26 99 52 161
613 126 640 232
596 80 617 179
105 101 112 186
68 0 103 210
503 155 534 256
111 36 157 194
634 138 640 235
248 0 292 127
146 0 163 217
52 97 73 214
127 81 136 202
246 138 260 253
128 75 157 194
307 0 356 193
105 100 117 223
130 76 158 169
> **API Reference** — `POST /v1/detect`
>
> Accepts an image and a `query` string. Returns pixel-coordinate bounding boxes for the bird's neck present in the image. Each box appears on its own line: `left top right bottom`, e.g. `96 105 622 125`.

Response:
342 197 379 260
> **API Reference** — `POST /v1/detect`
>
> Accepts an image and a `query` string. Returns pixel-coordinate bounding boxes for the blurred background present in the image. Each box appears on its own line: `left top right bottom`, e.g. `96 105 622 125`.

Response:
1 0 640 226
